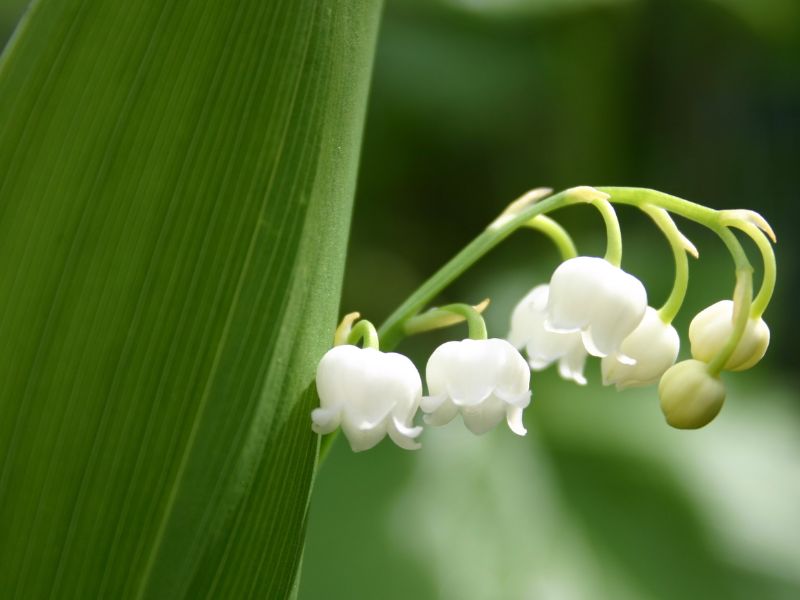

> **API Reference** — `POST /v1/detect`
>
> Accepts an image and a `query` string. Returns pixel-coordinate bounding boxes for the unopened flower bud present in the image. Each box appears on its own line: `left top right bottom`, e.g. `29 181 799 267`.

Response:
658 359 725 429
689 300 769 371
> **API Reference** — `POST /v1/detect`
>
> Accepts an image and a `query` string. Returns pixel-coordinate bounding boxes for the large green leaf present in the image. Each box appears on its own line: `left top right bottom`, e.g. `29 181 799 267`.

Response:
0 0 381 597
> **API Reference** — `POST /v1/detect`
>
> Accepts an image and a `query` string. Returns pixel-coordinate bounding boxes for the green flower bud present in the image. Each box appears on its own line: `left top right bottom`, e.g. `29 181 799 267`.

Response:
658 359 726 429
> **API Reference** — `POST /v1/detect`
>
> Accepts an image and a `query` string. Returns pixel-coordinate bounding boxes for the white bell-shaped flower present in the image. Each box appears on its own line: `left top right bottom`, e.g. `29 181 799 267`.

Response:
421 338 531 436
312 345 423 452
546 256 648 364
658 359 726 429
689 300 770 371
508 284 588 385
601 306 680 390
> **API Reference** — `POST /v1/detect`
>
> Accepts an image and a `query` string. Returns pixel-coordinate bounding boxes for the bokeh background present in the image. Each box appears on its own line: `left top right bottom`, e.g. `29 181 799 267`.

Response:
3 0 798 598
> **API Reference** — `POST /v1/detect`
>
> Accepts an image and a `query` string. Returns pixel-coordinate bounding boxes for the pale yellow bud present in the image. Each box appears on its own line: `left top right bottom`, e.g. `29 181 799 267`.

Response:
658 359 726 429
689 300 769 371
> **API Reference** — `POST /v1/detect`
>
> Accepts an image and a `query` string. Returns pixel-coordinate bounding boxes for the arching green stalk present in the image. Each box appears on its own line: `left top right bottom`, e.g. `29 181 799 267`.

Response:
725 220 776 318
346 320 380 349
706 226 754 376
524 215 578 261
596 187 720 225
379 186 608 349
592 198 623 267
408 303 488 340
403 301 490 340
641 205 694 324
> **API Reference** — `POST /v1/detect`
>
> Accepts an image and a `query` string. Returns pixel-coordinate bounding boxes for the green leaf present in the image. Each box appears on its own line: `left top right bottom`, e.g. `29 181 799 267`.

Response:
0 1 381 597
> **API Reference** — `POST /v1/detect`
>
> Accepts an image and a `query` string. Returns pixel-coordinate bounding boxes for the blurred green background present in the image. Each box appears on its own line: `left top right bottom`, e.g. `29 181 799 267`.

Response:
3 0 798 598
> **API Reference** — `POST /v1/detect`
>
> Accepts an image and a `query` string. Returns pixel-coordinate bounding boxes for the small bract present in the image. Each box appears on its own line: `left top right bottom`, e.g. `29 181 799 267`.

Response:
689 300 770 371
421 338 531 436
312 345 423 452
602 306 680 390
508 284 588 385
545 256 648 364
658 359 726 429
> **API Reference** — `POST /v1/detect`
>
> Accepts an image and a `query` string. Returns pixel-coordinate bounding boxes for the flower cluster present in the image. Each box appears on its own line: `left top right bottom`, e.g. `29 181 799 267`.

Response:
506 192 776 430
312 330 531 452
312 186 777 452
510 257 679 390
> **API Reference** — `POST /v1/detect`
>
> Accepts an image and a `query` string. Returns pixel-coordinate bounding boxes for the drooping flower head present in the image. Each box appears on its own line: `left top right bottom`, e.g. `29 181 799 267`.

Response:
602 306 680 390
545 256 648 364
421 338 531 436
508 284 587 385
313 345 423 452
689 300 770 371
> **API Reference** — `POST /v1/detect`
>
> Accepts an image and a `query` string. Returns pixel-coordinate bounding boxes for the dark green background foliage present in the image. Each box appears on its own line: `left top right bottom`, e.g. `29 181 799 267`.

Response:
1 0 798 599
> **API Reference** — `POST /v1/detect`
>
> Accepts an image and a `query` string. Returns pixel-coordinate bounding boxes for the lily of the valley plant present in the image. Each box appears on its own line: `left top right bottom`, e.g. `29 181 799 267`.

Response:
312 186 777 452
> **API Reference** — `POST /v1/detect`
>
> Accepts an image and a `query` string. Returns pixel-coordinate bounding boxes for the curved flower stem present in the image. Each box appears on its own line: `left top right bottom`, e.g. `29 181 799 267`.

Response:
378 186 619 348
724 220 776 318
378 186 764 356
597 188 759 376
524 215 578 261
437 303 488 340
596 187 720 224
642 205 694 324
706 226 754 376
346 319 380 349
591 198 623 267
403 300 490 339
379 188 574 348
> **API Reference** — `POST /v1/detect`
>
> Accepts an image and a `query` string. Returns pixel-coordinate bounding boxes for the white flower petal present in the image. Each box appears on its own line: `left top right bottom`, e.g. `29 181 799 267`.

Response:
310 406 341 434
580 328 608 358
506 406 527 436
428 339 498 406
585 272 647 356
601 307 680 389
420 394 447 413
489 338 530 397
546 257 611 331
508 285 549 349
341 419 388 453
391 415 423 438
387 416 423 450
315 344 362 410
461 394 507 435
614 352 637 367
313 345 423 452
508 284 588 384
423 399 459 427
495 389 531 409
557 342 588 385
546 256 647 359
423 338 532 435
